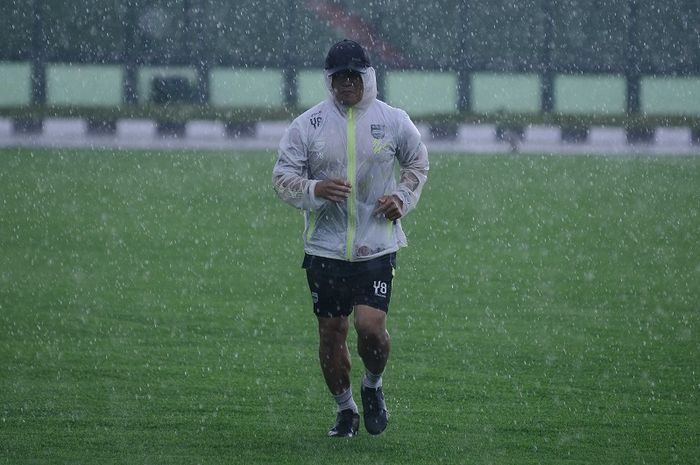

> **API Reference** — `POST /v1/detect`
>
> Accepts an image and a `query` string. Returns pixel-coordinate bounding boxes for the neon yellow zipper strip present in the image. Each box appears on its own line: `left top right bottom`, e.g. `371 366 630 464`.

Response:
306 210 317 241
345 107 357 261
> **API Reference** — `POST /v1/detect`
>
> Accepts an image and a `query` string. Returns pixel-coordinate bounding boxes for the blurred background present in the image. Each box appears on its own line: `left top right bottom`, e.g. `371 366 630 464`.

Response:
0 0 698 119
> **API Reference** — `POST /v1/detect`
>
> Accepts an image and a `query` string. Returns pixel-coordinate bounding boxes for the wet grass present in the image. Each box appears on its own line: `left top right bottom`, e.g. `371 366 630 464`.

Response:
1 148 698 464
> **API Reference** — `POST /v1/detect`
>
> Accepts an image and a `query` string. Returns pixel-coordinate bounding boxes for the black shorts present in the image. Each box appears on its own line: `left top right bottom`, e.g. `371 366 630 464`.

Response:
303 253 396 318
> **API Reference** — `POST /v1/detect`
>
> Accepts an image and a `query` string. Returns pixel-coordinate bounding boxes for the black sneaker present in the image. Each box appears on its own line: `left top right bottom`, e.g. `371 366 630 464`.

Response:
361 385 389 435
327 409 360 437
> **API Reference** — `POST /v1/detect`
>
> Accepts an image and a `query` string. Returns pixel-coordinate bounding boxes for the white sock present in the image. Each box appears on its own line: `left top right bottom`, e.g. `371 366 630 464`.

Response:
363 369 383 389
333 387 358 413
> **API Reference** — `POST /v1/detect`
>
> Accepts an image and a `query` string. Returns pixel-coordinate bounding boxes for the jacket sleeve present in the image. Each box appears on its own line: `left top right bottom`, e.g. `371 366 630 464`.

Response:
393 111 429 216
272 119 327 211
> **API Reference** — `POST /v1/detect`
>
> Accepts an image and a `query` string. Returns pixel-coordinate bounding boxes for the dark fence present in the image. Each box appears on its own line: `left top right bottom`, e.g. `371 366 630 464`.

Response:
2 0 699 110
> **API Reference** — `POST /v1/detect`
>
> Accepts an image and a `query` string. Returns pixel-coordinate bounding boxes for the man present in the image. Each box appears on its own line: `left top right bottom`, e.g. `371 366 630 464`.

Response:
272 39 428 437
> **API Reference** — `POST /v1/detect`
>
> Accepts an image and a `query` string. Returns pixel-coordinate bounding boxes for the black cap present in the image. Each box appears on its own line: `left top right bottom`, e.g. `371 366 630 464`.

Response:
324 39 371 76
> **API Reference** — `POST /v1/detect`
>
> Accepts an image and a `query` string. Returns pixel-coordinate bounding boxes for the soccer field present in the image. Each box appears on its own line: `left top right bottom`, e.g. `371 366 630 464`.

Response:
1 148 698 464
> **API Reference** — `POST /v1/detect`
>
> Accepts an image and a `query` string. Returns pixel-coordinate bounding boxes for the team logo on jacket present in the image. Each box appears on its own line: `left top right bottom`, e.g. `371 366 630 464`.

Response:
371 124 385 139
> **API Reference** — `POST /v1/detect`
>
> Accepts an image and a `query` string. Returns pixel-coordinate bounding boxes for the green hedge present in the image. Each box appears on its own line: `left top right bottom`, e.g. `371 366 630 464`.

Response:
0 105 294 125
1 105 699 131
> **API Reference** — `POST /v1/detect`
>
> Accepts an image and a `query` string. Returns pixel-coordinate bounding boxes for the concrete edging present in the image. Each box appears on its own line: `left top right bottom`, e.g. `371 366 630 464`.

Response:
0 117 698 155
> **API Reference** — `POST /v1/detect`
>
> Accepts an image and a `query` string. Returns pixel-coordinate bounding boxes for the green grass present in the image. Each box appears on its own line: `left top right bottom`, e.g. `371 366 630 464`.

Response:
1 148 698 464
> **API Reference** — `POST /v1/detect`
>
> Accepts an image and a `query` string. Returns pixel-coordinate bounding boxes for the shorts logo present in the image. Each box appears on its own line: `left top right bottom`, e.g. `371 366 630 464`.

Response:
373 280 388 298
311 291 319 303
371 124 385 139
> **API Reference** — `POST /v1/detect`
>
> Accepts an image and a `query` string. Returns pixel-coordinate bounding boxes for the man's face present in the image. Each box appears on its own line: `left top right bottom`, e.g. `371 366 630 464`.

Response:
331 70 364 106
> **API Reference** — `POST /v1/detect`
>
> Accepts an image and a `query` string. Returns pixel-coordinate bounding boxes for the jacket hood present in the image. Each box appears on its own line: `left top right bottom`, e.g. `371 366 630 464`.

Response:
324 66 378 113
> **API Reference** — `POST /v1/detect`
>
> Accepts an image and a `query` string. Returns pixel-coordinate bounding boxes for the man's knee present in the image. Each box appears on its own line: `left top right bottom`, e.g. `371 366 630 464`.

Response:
354 306 387 340
318 316 349 345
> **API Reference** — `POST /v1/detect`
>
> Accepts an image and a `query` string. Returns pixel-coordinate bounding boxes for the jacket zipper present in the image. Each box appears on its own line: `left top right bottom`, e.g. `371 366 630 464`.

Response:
345 107 357 261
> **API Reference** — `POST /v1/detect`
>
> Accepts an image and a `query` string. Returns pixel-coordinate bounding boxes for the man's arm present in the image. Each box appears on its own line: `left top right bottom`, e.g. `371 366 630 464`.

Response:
392 111 429 217
272 122 327 211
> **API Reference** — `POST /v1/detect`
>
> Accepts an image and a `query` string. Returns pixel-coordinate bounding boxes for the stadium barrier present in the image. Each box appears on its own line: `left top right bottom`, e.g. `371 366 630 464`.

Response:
1 65 699 148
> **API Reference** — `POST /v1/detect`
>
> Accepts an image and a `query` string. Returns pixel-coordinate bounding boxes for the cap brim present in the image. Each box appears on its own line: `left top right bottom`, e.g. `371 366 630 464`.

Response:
325 65 368 76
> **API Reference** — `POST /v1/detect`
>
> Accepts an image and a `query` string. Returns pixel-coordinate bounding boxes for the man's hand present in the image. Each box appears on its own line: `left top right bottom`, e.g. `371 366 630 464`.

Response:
374 195 403 221
315 179 352 202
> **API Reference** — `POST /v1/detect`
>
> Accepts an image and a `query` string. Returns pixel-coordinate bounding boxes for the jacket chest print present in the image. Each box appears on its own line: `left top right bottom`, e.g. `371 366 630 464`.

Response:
372 138 389 155
370 124 390 155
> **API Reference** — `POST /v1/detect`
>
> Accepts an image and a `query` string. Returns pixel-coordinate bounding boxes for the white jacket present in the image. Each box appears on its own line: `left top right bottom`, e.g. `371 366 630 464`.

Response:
272 67 429 261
